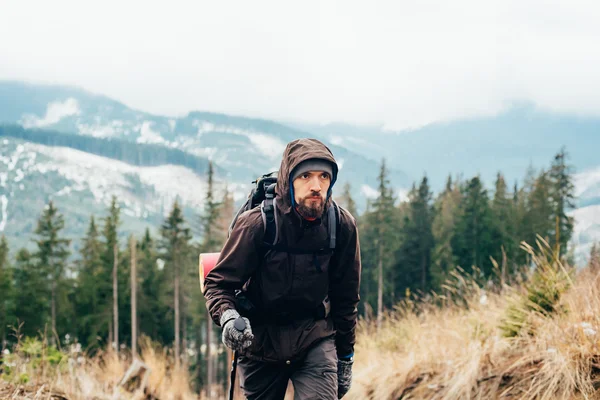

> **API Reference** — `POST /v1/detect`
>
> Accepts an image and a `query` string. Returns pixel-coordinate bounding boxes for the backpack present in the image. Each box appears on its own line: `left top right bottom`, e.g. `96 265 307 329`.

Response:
226 171 340 322
228 171 340 254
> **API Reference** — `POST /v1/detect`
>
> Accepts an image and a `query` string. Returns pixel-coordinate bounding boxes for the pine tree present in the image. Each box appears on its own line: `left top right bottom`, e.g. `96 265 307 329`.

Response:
0 236 13 346
395 176 434 294
76 216 105 348
513 181 529 266
362 159 399 328
199 161 222 253
32 201 71 344
138 229 158 339
490 173 517 282
338 182 358 218
116 234 134 353
159 200 192 366
102 196 120 349
358 215 376 320
549 148 575 256
452 176 495 280
527 170 554 246
130 235 138 358
13 249 47 337
215 183 235 245
430 176 461 290
137 229 172 344
514 165 539 266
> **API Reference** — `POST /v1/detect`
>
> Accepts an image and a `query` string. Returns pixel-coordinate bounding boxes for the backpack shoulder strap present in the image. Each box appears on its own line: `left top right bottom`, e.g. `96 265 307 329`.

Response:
261 183 278 246
328 200 341 250
261 196 340 252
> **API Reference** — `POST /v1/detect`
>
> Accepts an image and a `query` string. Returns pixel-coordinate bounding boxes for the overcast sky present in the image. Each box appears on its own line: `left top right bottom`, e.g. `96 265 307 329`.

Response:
1 0 599 130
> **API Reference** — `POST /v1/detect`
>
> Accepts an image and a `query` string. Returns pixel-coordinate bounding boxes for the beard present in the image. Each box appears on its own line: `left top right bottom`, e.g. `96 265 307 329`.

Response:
296 192 326 219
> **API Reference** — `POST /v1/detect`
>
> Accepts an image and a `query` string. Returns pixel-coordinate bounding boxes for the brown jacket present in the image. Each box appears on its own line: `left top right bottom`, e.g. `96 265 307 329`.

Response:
204 138 361 363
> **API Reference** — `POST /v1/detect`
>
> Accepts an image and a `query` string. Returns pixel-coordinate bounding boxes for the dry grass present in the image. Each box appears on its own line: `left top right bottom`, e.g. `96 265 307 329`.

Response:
349 242 600 400
1 336 205 400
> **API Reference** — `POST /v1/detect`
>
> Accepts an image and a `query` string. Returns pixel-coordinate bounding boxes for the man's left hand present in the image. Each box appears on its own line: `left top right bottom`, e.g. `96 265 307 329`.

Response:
337 358 353 398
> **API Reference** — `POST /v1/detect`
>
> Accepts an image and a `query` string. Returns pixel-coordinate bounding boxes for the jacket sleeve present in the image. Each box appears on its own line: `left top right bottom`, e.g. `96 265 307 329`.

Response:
203 209 264 327
329 209 361 358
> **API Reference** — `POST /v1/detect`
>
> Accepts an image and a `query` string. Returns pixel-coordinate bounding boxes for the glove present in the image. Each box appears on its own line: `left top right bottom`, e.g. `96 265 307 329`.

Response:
337 358 353 398
220 309 254 352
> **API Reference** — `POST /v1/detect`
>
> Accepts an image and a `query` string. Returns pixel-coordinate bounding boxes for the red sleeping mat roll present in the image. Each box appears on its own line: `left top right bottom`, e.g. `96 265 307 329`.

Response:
198 252 221 294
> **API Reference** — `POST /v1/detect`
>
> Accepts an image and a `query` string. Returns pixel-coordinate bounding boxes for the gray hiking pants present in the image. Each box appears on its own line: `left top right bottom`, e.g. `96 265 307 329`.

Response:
237 336 338 400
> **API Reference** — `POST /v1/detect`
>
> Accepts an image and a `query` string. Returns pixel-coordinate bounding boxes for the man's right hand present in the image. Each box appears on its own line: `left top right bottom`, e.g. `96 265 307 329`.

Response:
220 309 254 352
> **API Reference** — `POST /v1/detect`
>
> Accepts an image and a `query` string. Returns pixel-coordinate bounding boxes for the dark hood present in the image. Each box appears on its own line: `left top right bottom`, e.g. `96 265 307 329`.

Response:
275 138 339 215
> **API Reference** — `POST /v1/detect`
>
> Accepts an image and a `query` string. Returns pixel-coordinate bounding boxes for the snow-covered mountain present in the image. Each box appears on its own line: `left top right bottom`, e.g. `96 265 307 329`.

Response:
0 81 409 253
0 81 409 186
0 137 218 252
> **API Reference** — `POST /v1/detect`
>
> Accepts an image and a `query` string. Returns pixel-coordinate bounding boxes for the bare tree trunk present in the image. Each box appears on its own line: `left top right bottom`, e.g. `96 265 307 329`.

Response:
108 313 113 348
206 320 213 398
130 236 137 359
51 280 57 346
364 259 370 321
377 240 383 331
501 245 507 288
113 243 119 355
174 255 180 367
182 296 187 366
421 254 427 292
390 261 395 306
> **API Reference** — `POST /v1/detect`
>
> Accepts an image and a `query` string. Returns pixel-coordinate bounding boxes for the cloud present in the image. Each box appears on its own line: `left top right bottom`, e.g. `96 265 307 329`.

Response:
2 0 600 130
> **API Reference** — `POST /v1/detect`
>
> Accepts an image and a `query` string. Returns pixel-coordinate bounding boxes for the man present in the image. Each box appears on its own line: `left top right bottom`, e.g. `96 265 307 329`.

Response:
204 138 361 399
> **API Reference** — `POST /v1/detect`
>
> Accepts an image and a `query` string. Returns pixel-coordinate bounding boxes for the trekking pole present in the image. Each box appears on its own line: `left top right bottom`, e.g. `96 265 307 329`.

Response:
229 317 247 400
229 350 239 400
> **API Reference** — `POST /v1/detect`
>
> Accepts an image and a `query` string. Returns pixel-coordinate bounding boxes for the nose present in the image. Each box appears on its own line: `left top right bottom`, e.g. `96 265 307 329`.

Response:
309 176 322 192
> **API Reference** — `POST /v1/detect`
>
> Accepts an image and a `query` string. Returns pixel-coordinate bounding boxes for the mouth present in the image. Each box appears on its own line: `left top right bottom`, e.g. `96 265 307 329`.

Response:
305 197 322 203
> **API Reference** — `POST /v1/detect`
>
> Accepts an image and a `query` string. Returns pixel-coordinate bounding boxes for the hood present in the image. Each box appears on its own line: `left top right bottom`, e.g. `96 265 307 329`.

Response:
275 138 339 215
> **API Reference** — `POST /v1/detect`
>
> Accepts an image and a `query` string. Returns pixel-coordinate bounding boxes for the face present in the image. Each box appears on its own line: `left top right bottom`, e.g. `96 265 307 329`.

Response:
292 170 332 218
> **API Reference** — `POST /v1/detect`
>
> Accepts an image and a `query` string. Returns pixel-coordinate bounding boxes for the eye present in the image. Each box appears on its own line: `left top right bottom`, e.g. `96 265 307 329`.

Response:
321 173 330 180
301 173 310 179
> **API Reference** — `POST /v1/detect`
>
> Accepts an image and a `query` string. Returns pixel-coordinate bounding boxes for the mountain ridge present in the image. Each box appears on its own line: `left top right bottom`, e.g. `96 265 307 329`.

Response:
1 80 599 265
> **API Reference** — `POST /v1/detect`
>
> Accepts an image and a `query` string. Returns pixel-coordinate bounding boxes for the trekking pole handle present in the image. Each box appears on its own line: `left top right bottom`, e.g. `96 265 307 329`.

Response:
233 316 246 332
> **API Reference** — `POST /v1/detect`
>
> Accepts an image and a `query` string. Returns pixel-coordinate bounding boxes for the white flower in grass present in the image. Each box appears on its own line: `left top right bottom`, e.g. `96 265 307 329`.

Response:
577 322 597 337
584 328 597 337
2 349 9 355
547 348 557 354
479 294 488 305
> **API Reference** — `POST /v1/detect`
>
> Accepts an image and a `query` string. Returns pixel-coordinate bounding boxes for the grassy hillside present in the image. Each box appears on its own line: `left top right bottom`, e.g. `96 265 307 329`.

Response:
3 240 600 399
350 240 599 400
